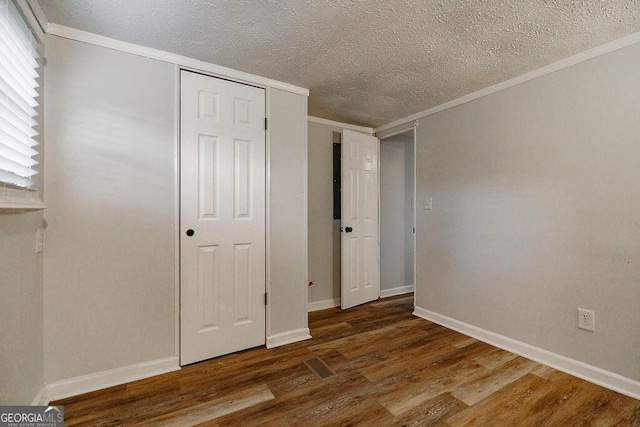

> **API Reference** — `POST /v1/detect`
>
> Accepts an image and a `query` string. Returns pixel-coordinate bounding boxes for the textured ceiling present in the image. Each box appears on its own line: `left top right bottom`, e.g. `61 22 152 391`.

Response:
39 1 640 127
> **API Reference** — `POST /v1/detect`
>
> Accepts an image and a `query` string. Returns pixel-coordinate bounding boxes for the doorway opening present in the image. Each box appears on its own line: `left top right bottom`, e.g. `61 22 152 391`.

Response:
379 128 416 301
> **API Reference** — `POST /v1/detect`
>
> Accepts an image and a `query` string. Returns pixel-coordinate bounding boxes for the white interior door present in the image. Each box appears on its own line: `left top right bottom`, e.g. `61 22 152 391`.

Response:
341 129 380 309
180 70 266 365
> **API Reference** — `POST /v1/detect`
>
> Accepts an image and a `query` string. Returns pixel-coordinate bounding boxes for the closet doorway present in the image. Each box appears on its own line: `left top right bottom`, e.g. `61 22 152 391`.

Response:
379 128 415 300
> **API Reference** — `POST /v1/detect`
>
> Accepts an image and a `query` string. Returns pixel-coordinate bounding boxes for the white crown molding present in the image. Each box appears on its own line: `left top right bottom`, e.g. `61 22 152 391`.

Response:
375 30 640 134
45 356 180 403
308 116 374 135
377 123 416 140
379 285 414 299
413 306 640 400
45 23 309 97
308 298 341 312
266 328 311 349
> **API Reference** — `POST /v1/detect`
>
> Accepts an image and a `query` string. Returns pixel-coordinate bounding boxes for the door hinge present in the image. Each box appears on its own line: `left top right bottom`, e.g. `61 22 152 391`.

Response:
264 292 268 305
264 117 268 130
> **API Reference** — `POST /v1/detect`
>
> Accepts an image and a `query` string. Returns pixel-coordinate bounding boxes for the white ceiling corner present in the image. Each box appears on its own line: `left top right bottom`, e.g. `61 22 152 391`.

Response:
38 0 640 128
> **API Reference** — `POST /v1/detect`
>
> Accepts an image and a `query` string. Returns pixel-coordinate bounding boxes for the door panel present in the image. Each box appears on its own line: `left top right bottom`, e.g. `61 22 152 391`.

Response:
181 70 266 365
341 129 380 309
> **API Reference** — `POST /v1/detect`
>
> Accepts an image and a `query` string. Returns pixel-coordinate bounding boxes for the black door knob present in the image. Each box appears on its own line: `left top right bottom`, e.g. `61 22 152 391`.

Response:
345 226 353 233
186 229 194 236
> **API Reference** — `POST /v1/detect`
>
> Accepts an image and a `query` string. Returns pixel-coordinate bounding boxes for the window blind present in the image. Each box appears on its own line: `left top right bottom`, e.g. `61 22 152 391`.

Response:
0 0 40 189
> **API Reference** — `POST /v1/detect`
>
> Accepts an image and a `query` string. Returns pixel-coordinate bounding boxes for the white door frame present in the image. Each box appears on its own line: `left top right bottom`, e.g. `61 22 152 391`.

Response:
377 123 417 307
173 66 273 360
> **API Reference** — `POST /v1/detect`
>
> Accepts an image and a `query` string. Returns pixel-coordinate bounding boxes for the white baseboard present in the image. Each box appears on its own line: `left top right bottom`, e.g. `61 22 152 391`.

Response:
413 307 640 400
308 298 341 312
45 356 180 403
31 384 48 406
379 285 414 298
308 289 414 310
266 328 312 349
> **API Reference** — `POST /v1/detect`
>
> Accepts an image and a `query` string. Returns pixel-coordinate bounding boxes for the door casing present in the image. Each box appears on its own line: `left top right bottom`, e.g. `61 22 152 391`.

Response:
378 124 417 308
337 125 418 309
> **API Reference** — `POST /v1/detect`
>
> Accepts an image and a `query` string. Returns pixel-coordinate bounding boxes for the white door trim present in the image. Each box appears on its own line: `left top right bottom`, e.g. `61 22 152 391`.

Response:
173 64 181 358
264 86 272 339
377 123 417 306
412 123 417 308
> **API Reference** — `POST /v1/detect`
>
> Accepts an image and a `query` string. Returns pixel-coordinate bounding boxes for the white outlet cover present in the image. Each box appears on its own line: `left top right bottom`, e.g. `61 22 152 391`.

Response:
577 308 595 332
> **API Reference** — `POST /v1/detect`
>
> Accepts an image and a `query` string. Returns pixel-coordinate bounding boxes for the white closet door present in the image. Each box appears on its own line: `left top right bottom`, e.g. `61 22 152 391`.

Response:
180 70 266 365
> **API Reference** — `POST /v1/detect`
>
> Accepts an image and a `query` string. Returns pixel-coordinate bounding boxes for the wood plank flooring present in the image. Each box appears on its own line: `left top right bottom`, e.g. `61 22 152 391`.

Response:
53 295 640 426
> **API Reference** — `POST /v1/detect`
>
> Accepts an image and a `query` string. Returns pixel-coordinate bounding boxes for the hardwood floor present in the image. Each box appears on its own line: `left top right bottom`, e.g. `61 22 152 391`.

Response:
53 295 640 426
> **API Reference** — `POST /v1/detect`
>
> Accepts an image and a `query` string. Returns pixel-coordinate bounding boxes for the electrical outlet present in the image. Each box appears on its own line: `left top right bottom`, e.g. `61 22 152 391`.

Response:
577 308 595 332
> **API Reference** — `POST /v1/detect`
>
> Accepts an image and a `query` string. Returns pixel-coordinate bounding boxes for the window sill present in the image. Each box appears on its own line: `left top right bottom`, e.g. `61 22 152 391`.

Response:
0 187 45 213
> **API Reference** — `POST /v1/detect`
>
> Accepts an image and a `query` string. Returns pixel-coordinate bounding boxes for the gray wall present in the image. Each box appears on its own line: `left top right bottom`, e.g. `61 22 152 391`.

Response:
307 122 342 304
42 35 309 384
415 42 640 382
380 133 414 291
0 212 44 404
268 89 309 336
43 35 177 382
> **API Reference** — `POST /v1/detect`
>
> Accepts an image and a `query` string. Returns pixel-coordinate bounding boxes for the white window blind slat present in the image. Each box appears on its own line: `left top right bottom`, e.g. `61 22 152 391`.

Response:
0 0 41 197
0 169 33 188
0 22 40 71
0 24 38 76
0 94 37 127
0 95 38 128
0 102 37 137
0 128 38 156
0 19 40 70
0 140 36 167
0 63 38 108
0 156 38 177
0 79 38 117
3 0 38 58
0 34 39 108
0 53 38 98
0 117 37 150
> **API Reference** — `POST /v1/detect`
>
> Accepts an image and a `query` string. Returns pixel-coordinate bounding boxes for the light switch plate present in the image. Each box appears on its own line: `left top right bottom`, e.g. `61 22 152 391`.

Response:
424 197 432 210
